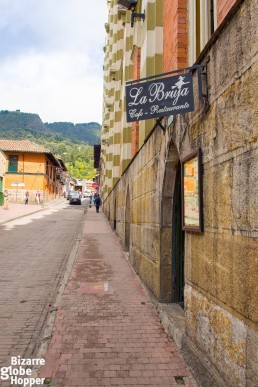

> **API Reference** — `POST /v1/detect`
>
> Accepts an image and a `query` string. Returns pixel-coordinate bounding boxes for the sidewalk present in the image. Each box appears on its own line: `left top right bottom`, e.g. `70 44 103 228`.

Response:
39 208 197 387
0 197 65 224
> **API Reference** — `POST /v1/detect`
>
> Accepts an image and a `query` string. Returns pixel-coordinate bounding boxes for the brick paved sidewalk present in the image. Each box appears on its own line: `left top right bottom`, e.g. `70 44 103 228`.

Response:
0 197 66 224
39 208 197 387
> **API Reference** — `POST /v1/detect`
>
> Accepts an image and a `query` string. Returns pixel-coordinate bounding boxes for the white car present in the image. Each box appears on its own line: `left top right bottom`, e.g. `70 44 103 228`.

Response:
83 190 92 198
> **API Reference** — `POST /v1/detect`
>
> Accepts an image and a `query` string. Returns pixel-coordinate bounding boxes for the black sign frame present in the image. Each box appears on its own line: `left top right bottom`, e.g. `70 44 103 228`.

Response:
125 65 203 123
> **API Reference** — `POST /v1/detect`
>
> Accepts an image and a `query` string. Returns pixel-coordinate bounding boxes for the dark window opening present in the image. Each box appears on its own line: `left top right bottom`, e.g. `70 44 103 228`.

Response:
8 155 18 173
210 0 215 35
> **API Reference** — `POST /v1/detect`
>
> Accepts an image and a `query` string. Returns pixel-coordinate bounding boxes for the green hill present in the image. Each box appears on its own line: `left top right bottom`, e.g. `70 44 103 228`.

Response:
0 110 47 135
0 110 101 145
0 110 101 179
44 122 101 146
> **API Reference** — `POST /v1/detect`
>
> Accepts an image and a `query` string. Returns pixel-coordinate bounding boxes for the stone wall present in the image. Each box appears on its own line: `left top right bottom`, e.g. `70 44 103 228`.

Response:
103 0 258 384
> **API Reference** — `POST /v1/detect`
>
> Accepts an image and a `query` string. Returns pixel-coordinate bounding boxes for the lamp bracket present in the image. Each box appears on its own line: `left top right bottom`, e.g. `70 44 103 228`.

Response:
131 9 145 27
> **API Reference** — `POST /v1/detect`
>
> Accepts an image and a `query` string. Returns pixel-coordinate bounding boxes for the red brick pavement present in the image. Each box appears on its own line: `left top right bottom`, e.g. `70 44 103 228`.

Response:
39 208 197 387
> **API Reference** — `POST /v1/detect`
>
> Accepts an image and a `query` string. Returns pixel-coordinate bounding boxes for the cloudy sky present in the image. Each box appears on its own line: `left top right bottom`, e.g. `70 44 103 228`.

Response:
0 0 107 124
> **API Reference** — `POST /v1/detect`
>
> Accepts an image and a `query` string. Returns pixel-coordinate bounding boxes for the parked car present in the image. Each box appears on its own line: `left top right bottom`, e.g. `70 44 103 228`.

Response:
83 190 91 198
69 192 81 205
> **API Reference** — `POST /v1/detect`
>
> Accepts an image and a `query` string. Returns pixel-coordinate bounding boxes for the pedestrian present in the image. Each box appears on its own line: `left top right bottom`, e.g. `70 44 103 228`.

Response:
94 194 102 213
35 191 41 205
3 189 10 210
89 193 93 207
24 191 29 205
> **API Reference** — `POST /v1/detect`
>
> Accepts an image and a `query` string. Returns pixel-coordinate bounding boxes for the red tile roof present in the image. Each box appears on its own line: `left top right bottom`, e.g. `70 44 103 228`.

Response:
0 139 49 153
0 139 67 168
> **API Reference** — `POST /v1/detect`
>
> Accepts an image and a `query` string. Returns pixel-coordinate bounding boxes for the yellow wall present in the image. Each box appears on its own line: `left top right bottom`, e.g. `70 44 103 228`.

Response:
3 151 58 201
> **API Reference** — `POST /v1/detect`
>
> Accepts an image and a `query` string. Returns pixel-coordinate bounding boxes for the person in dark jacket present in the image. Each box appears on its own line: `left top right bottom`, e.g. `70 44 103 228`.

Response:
24 191 29 204
94 195 102 213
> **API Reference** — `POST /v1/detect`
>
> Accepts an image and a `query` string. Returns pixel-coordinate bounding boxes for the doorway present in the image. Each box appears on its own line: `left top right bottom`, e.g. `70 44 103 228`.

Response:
172 162 185 306
125 188 130 251
114 198 117 230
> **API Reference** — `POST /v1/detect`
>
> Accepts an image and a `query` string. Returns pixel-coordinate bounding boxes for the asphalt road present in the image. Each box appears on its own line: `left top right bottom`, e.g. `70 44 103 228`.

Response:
0 198 89 368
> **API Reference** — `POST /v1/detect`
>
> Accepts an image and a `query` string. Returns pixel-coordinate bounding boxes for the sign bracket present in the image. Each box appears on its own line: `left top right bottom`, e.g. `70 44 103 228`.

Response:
154 117 166 134
200 59 209 112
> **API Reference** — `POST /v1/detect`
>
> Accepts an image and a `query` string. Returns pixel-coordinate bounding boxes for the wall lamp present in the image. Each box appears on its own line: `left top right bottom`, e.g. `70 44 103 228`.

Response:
117 0 137 10
117 0 145 27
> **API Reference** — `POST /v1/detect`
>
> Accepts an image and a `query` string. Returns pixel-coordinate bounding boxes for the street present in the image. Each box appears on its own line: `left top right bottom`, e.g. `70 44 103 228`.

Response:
0 200 198 387
37 208 197 387
0 199 88 371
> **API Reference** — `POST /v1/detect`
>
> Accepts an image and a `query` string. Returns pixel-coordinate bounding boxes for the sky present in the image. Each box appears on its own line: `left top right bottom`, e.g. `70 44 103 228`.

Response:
0 0 107 124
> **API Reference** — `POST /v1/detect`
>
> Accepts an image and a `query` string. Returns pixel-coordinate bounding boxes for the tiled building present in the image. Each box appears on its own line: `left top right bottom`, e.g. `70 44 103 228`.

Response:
101 0 258 385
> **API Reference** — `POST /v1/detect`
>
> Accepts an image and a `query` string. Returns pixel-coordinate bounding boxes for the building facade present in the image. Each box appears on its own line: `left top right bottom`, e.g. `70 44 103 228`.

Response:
101 0 258 385
0 139 66 203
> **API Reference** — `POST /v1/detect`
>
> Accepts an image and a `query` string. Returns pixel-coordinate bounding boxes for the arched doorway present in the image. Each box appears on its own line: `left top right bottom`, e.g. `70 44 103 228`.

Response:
172 162 185 306
160 140 185 305
125 188 130 251
114 198 117 230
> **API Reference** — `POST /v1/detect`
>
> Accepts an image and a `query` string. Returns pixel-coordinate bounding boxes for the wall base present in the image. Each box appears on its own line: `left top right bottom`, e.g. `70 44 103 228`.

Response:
149 296 227 387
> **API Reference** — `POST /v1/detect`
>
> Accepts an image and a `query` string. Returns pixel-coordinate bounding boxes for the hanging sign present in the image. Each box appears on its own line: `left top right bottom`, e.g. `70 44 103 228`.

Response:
126 72 195 123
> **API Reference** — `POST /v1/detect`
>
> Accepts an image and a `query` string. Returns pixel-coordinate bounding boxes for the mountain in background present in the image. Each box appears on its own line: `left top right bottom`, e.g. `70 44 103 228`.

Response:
0 110 47 135
0 110 101 179
44 122 101 146
0 110 101 146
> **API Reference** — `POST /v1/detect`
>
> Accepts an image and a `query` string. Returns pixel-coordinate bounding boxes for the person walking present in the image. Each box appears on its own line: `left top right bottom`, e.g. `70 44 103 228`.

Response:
24 191 29 205
3 189 10 210
89 193 93 208
94 194 102 213
35 191 41 205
